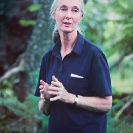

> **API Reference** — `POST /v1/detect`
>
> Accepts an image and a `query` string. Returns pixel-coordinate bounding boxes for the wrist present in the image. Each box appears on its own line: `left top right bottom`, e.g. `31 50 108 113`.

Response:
40 97 50 103
66 93 75 104
74 95 79 105
44 99 51 103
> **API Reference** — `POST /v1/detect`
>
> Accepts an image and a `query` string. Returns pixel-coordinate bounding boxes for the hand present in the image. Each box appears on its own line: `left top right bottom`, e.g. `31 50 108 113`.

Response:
39 80 53 100
48 75 70 102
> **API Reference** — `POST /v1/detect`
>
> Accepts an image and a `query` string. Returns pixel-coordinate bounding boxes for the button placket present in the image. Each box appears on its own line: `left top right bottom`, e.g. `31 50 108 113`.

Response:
58 61 63 77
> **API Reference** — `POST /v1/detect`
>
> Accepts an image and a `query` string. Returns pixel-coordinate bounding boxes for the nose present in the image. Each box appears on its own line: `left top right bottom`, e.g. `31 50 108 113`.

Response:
65 10 72 20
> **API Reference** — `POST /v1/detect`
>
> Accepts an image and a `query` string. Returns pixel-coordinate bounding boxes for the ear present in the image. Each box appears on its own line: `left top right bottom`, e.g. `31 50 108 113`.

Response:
78 14 83 22
52 13 56 20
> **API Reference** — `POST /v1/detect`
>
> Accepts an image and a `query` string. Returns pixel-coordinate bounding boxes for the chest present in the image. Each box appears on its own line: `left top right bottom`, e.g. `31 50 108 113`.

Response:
45 53 92 96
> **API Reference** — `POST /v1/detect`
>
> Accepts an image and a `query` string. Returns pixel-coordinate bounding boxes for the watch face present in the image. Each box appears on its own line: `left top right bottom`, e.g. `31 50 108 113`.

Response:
75 97 78 102
74 95 78 104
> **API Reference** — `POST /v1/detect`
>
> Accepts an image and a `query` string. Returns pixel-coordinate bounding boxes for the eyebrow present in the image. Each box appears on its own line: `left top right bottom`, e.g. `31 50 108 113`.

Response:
60 5 67 8
72 6 79 10
60 5 80 10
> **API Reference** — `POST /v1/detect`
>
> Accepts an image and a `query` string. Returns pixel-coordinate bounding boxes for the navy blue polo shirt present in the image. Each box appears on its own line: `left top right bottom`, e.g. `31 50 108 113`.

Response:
34 33 112 133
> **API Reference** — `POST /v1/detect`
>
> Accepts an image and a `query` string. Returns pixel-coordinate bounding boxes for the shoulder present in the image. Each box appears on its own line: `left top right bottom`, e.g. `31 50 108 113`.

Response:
40 49 53 66
42 49 52 60
83 38 107 62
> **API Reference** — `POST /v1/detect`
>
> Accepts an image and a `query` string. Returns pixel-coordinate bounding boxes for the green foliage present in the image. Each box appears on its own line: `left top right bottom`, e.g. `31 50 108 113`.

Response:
19 20 36 27
28 4 42 12
111 59 133 94
107 114 133 133
107 95 133 133
105 0 133 65
82 0 133 68
30 68 39 83
0 76 48 133
19 4 42 27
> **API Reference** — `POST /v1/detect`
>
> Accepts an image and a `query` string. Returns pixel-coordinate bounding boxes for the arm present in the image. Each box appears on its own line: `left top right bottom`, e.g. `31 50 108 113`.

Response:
38 98 51 116
67 94 112 113
48 76 112 113
38 80 53 116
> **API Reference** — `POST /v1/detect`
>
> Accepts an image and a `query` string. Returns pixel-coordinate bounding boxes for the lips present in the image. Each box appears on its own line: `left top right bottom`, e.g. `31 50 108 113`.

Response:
63 22 71 27
64 22 71 24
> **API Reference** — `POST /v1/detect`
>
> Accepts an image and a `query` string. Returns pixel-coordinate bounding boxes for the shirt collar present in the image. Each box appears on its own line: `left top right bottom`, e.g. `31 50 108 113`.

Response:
51 32 84 57
72 32 84 56
51 38 61 59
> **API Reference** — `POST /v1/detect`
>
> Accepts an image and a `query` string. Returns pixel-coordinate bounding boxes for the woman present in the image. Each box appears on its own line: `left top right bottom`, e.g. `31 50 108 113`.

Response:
34 0 112 132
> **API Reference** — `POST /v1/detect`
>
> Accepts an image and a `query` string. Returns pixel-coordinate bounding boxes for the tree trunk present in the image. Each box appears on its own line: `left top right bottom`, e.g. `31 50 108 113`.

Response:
19 0 53 101
0 0 53 102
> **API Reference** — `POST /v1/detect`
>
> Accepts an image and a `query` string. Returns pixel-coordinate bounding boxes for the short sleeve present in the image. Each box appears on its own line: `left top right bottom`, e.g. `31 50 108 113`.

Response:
89 54 112 97
34 56 46 97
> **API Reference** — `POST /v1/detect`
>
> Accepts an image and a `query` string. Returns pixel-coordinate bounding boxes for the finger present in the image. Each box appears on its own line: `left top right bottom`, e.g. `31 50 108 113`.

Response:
49 86 60 91
51 81 60 87
39 85 44 89
50 96 60 101
52 75 58 82
48 90 59 95
40 93 44 99
51 76 62 87
40 96 44 99
40 80 46 86
40 89 44 93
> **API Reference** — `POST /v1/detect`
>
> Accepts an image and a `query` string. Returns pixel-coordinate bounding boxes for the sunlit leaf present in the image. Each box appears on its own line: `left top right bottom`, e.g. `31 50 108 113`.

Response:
118 0 133 10
28 4 41 12
19 20 36 27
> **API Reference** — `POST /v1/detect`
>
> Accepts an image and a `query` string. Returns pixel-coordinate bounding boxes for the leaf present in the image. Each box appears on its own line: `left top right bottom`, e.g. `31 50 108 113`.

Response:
118 0 133 11
30 69 39 76
19 20 36 27
0 115 6 120
122 23 133 29
27 4 42 12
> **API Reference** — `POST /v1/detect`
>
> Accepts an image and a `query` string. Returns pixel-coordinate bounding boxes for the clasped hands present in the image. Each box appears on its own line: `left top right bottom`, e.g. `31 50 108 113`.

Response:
39 75 69 103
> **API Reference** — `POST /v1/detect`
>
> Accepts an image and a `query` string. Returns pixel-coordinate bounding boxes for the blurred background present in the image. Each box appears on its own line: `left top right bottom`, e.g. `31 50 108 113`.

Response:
0 0 133 133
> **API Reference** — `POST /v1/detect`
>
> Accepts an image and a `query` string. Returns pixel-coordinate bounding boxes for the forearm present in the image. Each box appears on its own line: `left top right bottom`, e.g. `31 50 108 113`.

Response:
38 98 51 116
67 93 112 113
49 76 112 113
77 95 112 113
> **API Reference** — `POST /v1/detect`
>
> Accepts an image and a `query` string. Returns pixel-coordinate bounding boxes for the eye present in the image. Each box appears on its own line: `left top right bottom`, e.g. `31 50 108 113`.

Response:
72 9 79 13
60 8 67 11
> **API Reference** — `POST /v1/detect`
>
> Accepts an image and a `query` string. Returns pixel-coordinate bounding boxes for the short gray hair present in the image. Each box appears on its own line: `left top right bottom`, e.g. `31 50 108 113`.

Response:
50 0 85 42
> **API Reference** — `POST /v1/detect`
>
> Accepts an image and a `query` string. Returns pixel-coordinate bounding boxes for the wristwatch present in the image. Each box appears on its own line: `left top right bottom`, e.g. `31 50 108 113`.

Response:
74 95 78 105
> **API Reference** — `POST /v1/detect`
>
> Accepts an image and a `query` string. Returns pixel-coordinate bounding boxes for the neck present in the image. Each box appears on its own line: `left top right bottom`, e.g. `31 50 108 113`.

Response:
59 30 78 53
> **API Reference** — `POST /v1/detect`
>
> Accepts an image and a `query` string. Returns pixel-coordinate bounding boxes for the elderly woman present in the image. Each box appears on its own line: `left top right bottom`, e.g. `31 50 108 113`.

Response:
34 0 112 132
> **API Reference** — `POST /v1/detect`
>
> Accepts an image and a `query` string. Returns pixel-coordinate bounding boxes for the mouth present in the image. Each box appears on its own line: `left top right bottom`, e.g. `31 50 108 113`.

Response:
63 22 71 26
63 22 71 24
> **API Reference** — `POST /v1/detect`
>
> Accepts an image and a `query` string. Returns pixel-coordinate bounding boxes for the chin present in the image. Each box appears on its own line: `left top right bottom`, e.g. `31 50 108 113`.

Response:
61 29 75 34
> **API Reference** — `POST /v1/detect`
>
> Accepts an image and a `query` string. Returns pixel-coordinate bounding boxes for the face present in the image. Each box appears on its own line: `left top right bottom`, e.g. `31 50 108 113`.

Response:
52 0 83 34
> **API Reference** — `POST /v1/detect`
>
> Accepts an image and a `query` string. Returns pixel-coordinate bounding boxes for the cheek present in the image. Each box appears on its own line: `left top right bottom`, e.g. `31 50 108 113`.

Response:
73 15 81 23
73 18 80 24
56 16 64 24
56 13 64 19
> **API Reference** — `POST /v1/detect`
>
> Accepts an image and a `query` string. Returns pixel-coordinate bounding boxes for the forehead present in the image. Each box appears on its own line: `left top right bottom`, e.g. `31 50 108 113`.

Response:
57 0 81 8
